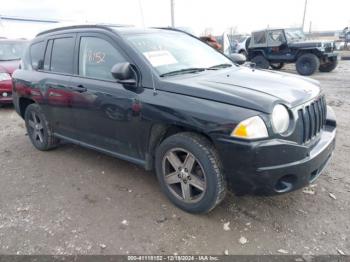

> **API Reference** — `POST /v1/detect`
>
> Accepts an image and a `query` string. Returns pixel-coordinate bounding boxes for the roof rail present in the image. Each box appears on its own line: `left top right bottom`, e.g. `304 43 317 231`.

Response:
97 23 134 27
36 24 131 37
153 27 199 40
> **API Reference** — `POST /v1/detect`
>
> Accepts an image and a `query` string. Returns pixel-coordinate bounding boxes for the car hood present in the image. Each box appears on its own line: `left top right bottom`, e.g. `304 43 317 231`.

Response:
0 60 20 75
288 39 333 48
159 66 321 113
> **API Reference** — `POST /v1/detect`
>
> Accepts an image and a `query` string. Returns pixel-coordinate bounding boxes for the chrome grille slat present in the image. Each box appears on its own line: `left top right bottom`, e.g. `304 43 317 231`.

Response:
297 96 326 144
313 102 320 134
308 106 315 139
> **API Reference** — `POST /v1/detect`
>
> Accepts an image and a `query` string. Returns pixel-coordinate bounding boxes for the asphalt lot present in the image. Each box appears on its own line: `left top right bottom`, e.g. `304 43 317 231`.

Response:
0 60 349 255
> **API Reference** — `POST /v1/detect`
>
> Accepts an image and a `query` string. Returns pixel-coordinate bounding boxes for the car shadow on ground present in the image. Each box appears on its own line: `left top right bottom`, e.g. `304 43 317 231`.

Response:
55 140 312 223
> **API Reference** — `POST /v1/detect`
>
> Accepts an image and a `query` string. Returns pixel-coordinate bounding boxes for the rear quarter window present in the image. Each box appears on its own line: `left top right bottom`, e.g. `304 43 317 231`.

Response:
253 31 266 44
30 41 45 69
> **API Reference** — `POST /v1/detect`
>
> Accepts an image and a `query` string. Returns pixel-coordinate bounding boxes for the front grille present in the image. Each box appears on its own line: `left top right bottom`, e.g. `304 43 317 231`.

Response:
298 96 327 143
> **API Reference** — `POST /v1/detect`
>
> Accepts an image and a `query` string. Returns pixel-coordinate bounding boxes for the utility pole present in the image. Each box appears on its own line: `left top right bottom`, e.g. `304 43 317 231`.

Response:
302 0 308 31
138 0 145 27
309 21 312 34
170 0 175 27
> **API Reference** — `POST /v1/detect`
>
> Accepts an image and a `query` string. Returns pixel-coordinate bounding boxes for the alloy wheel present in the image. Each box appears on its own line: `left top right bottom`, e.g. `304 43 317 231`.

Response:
162 148 207 203
27 111 44 143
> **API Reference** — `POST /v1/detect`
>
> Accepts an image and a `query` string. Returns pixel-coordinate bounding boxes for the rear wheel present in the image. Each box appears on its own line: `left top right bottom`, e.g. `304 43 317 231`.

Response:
296 53 320 76
270 62 285 70
319 59 338 72
24 103 59 151
251 55 270 69
155 132 226 213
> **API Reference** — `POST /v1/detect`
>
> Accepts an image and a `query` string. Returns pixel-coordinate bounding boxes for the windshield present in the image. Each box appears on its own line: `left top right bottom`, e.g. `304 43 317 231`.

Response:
284 29 306 41
0 42 28 61
126 32 233 76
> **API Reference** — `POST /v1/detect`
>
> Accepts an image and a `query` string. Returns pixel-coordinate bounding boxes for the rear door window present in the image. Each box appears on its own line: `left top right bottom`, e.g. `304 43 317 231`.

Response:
30 41 45 69
50 37 75 74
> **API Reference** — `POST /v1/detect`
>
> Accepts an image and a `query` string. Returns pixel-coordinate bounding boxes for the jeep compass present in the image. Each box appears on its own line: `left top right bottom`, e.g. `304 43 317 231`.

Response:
12 25 336 213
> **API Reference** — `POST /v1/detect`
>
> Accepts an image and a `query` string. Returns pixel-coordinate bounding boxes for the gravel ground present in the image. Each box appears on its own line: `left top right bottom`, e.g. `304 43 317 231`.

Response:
0 60 349 255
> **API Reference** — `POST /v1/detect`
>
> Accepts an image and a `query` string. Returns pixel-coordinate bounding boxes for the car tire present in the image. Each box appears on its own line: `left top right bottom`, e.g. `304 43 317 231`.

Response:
24 103 59 151
270 62 285 70
251 55 270 69
319 59 338 72
155 132 226 213
296 53 320 76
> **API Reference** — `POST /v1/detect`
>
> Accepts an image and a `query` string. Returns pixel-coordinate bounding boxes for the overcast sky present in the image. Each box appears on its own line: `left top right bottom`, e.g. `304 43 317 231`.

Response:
1 0 350 38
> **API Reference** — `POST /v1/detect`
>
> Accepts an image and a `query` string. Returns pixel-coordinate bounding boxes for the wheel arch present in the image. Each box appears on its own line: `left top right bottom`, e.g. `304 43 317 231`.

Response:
19 97 35 118
296 49 322 59
248 49 266 60
145 123 215 170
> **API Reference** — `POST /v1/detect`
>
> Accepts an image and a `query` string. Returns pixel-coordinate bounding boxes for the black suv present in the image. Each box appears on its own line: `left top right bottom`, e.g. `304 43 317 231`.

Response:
248 28 338 75
12 25 336 213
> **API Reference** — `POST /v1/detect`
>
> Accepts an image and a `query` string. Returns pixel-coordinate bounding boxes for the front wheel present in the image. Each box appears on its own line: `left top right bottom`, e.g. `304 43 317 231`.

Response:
24 103 59 151
319 59 338 72
155 132 226 213
296 53 320 76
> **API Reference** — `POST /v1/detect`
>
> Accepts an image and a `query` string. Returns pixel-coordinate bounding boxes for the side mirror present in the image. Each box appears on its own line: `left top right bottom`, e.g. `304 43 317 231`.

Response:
228 53 246 65
111 62 137 85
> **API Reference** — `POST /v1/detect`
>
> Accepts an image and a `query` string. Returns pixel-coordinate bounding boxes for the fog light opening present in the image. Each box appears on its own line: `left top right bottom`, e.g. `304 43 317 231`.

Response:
309 169 320 183
274 175 297 193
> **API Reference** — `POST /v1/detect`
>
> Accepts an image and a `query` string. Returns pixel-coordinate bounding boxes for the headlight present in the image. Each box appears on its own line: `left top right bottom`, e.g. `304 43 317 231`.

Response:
317 43 325 52
231 116 268 139
0 72 11 81
271 104 290 134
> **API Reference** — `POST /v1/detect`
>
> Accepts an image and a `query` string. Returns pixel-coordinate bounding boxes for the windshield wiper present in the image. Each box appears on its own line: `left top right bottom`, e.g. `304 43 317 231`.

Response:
159 67 206 77
207 63 233 70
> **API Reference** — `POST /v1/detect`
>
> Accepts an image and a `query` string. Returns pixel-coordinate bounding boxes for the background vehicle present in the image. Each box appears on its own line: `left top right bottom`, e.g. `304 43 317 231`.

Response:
200 35 222 50
12 25 336 213
0 39 28 106
230 35 250 58
339 26 350 48
201 34 246 64
248 28 338 75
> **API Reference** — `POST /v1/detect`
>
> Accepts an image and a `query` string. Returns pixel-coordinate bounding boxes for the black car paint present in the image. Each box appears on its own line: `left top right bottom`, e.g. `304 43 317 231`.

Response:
12 26 336 195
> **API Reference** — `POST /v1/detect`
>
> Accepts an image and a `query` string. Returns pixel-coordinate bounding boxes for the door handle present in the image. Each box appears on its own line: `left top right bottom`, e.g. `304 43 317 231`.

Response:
70 84 87 93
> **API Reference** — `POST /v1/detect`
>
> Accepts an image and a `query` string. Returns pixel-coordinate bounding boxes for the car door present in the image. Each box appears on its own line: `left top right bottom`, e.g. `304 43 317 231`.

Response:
266 30 291 60
70 33 143 159
41 34 80 139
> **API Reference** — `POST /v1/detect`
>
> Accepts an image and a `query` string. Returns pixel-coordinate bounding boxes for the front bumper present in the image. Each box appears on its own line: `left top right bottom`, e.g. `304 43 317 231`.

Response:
0 80 13 104
323 52 338 61
214 106 337 195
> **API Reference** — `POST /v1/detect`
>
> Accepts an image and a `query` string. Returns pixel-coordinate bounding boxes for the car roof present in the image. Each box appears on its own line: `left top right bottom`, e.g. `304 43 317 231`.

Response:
36 24 179 37
252 27 303 33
